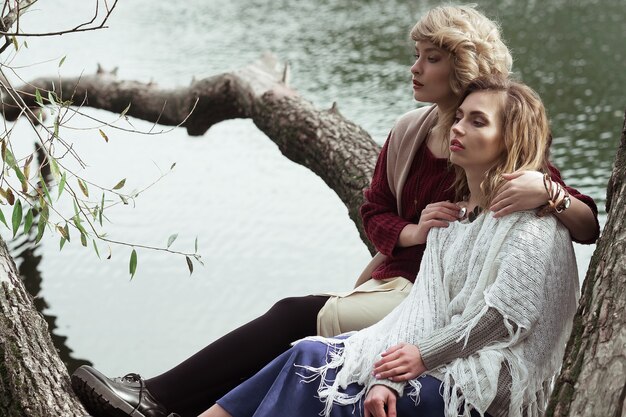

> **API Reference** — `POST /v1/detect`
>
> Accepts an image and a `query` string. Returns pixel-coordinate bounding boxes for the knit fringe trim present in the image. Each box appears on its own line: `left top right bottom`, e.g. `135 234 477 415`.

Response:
409 312 567 417
294 336 366 417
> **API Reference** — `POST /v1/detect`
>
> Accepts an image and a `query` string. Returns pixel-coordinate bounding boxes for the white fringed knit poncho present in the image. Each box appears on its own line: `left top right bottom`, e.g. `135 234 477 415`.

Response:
299 211 579 417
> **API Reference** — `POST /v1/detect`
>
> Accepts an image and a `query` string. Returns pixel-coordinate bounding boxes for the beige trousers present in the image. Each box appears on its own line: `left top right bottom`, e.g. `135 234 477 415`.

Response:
316 277 412 337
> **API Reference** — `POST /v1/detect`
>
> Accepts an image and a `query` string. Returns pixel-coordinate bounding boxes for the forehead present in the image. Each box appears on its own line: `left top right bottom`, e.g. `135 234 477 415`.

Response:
415 40 446 53
458 91 505 118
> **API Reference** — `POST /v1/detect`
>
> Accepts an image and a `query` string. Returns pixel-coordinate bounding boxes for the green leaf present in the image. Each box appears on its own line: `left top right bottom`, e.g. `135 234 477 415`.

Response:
11 36 18 51
35 89 44 107
186 256 193 276
59 237 66 250
23 209 34 234
129 249 138 279
194 236 198 253
49 158 61 180
48 91 57 107
24 40 28 48
167 233 178 248
11 200 22 238
99 129 109 143
119 195 128 205
3 146 16 167
112 178 126 190
39 174 52 203
80 232 87 247
93 239 101 259
58 172 66 200
170 162 176 170
53 118 59 139
35 214 47 243
13 164 26 185
72 215 87 236
0 209 7 228
99 193 105 225
59 55 66 67
77 179 89 197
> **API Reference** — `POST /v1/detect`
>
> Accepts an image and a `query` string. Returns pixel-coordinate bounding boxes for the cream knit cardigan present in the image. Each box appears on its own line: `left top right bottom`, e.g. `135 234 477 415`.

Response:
299 211 579 417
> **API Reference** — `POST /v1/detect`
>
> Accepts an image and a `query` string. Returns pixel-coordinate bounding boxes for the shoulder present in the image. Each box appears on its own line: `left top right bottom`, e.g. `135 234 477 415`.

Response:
392 104 437 133
387 104 438 156
488 211 570 249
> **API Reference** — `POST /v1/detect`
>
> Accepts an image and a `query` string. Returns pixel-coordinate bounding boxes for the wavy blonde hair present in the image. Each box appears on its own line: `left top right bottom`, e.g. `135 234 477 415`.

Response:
445 75 551 206
411 5 513 140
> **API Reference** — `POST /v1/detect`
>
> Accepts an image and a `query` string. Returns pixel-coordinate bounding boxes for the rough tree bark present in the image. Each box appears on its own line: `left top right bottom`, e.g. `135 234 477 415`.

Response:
546 113 626 417
0 238 87 416
0 56 624 415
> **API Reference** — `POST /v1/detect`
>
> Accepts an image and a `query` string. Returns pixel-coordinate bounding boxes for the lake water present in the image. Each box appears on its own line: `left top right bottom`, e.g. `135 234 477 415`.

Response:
3 0 624 378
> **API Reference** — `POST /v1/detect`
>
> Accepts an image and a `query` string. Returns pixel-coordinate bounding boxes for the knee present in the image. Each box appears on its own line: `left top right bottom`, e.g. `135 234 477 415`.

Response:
268 296 308 316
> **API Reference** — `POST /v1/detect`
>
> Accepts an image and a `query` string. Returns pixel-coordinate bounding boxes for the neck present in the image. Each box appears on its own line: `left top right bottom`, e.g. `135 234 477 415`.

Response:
428 98 459 157
436 95 458 117
465 169 486 209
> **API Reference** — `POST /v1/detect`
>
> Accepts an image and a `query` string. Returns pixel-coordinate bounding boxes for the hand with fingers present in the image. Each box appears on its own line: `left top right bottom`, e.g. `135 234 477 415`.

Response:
372 343 426 382
400 201 462 247
364 385 398 417
490 170 549 217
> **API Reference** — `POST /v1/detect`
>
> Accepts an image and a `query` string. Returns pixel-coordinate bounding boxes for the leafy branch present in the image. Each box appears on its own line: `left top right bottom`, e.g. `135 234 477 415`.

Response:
0 5 202 278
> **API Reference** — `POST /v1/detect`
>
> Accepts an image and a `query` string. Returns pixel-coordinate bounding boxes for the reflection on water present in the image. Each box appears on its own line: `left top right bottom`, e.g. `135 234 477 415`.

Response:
13 238 92 373
10 146 91 373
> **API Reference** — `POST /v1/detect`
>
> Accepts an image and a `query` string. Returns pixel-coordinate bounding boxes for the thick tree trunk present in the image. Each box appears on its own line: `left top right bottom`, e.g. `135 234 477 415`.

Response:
0 237 86 416
0 56 624 415
547 112 626 417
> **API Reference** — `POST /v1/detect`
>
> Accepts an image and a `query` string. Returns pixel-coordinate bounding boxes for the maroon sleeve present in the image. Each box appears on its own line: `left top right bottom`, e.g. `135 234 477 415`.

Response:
547 162 600 244
360 136 412 256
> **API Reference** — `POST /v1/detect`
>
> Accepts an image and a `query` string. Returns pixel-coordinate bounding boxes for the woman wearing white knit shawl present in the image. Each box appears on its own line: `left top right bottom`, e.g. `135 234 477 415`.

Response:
200 78 579 417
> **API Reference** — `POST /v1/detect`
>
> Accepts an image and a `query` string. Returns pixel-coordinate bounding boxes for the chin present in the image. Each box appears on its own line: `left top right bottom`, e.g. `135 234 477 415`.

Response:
449 155 464 168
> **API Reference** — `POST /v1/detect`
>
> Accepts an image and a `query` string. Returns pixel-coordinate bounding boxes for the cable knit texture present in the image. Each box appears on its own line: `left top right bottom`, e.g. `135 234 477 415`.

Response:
297 211 579 417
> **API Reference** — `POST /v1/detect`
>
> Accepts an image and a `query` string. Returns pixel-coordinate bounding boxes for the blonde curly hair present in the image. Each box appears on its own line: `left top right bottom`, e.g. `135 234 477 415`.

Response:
410 5 513 96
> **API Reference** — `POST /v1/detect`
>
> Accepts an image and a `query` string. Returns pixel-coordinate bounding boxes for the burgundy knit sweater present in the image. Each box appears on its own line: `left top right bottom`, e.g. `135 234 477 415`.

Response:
360 136 599 283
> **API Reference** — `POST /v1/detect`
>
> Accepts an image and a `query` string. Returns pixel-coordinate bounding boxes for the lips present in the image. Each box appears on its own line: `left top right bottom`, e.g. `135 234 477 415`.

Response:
413 80 424 88
450 138 465 152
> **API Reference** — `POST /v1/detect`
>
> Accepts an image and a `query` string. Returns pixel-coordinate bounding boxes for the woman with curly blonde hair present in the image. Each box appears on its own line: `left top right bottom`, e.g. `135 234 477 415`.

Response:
71 6 598 417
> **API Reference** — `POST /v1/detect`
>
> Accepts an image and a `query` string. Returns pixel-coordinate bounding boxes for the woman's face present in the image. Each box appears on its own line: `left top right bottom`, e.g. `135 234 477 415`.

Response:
449 91 505 173
410 41 456 107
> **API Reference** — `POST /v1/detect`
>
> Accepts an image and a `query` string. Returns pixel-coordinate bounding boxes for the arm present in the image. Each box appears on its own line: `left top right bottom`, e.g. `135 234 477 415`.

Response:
372 304 510 381
548 164 600 244
361 137 460 251
360 137 413 256
489 166 599 243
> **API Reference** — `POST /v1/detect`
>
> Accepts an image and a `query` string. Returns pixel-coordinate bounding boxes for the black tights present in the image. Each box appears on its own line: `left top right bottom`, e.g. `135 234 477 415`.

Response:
145 295 329 417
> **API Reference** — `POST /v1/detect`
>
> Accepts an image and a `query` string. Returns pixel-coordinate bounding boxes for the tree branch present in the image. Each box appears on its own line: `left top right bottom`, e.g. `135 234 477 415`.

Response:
3 54 382 253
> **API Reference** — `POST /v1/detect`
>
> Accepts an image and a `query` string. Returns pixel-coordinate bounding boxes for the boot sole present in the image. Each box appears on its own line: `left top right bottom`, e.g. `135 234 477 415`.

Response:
71 366 147 417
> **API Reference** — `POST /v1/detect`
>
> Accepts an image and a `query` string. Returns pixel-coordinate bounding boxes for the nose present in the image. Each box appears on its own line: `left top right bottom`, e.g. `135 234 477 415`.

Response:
410 58 421 75
451 123 464 136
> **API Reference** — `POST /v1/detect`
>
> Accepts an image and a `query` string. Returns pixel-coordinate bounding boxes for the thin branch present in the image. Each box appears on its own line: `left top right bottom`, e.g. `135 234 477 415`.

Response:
0 0 38 32
0 0 119 37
